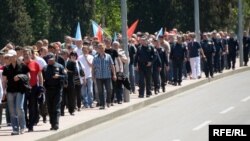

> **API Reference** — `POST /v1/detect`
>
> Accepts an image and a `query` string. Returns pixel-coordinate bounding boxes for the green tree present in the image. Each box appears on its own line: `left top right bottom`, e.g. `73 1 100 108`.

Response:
0 0 33 47
25 0 50 42
95 0 121 36
47 0 95 41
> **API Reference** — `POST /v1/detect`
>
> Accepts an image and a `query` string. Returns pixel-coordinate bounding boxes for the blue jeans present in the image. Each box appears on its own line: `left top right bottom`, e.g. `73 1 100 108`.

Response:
7 92 26 132
129 64 135 92
81 78 93 107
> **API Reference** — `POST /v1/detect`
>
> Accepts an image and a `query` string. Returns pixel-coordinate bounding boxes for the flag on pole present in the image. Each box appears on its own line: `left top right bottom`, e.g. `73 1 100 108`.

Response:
91 20 111 40
127 19 139 38
75 22 82 40
91 20 103 42
156 27 163 40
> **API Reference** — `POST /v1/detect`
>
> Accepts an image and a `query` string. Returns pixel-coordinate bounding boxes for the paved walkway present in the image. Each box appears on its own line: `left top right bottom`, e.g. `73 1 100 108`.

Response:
0 59 249 141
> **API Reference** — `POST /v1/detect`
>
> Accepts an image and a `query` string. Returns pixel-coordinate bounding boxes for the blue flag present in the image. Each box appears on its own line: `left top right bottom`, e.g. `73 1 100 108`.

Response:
75 22 82 40
156 27 163 40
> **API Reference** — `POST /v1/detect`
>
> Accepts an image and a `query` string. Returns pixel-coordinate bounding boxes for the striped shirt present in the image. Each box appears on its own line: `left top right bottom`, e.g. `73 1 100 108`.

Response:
93 53 114 79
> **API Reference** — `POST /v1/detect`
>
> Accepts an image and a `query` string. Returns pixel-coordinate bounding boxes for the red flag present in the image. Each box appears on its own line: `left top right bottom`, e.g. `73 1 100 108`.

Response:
127 20 139 38
97 25 103 42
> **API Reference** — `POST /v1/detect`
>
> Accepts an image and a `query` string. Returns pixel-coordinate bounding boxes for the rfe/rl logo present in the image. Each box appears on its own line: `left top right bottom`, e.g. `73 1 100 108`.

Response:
209 125 250 141
213 129 247 136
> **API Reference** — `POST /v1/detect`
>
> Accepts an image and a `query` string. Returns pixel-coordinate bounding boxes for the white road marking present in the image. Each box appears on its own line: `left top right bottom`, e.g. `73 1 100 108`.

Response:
172 139 181 141
192 120 212 131
241 96 250 102
220 106 235 114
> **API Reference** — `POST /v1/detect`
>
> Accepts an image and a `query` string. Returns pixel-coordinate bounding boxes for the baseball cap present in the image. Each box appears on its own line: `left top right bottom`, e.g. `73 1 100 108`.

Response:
4 49 17 57
46 52 55 60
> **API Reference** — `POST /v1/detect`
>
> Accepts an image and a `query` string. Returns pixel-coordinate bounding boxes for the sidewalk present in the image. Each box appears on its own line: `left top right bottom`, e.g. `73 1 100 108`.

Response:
0 59 249 141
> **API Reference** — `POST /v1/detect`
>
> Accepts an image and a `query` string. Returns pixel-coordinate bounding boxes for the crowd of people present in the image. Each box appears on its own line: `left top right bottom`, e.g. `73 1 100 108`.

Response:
0 28 249 135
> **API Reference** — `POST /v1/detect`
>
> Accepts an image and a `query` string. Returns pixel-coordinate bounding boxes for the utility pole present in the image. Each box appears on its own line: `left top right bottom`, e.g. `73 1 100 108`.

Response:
194 0 200 42
121 0 130 102
238 0 244 67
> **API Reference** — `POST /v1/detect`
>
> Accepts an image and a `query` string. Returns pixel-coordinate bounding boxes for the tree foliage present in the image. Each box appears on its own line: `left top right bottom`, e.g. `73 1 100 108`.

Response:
0 0 33 47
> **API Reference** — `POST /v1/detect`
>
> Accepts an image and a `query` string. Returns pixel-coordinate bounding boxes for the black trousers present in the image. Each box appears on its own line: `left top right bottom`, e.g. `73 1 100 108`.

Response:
96 78 112 107
160 65 166 89
67 86 76 113
61 87 68 115
28 85 39 130
203 56 214 77
243 47 249 64
227 53 236 69
138 65 152 96
172 59 183 84
46 87 62 128
152 67 160 90
74 85 82 109
214 54 221 72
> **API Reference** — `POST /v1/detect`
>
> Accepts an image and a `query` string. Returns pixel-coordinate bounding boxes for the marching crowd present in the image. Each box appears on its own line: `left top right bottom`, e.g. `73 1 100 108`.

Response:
0 28 249 135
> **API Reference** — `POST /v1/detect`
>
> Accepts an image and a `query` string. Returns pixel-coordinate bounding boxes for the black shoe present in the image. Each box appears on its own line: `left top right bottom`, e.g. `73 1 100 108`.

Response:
162 87 165 92
138 95 144 98
173 82 177 86
96 103 100 107
28 128 34 132
107 103 110 108
118 101 122 104
61 113 65 116
51 125 59 130
70 113 75 116
43 116 47 123
146 95 150 98
178 83 181 86
54 125 59 130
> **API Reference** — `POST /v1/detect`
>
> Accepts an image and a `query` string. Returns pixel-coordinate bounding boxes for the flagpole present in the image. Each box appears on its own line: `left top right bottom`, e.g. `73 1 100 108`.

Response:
121 0 130 102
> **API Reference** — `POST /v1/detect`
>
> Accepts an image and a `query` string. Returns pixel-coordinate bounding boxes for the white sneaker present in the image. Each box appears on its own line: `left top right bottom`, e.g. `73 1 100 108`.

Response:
20 128 25 134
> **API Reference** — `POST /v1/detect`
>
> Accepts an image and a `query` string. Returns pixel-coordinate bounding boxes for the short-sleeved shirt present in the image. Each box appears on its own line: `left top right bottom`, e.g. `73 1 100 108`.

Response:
78 54 94 78
93 53 114 79
2 62 30 93
188 41 201 58
26 60 41 87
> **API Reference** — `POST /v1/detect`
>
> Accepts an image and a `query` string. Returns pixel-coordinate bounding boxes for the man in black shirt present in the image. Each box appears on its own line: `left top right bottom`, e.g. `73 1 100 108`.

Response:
134 36 157 98
170 35 187 85
201 33 216 78
43 53 66 130
227 32 239 70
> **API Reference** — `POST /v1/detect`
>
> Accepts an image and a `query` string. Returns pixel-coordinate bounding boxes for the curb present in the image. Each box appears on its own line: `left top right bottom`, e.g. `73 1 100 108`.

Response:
36 66 250 141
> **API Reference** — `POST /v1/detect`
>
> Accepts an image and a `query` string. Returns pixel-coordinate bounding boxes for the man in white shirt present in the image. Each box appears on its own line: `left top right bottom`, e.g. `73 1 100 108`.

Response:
78 46 94 108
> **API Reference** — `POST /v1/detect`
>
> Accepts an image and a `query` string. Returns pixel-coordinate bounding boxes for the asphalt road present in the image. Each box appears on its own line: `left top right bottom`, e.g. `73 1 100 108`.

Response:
61 71 250 141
